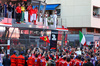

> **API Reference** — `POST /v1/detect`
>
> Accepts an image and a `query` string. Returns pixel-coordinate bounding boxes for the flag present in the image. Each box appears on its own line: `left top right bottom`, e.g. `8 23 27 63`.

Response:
40 36 50 43
79 31 86 46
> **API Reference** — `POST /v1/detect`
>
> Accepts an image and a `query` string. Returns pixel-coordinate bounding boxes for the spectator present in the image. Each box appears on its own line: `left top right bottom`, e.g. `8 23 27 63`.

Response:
0 48 5 66
95 56 100 66
3 55 11 66
0 1 2 17
3 2 7 17
87 58 94 66
25 53 28 66
16 3 21 23
8 2 12 18
97 59 100 66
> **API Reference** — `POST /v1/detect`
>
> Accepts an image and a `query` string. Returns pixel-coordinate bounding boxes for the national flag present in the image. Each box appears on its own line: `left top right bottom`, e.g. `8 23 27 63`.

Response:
40 36 50 43
79 31 86 46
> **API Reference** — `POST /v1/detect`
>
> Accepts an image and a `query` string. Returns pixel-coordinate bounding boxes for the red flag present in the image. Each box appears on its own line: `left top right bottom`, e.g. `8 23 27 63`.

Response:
40 36 50 43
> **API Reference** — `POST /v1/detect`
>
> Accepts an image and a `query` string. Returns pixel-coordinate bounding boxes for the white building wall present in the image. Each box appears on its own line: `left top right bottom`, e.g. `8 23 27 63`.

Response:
46 0 61 4
46 0 100 28
91 0 100 28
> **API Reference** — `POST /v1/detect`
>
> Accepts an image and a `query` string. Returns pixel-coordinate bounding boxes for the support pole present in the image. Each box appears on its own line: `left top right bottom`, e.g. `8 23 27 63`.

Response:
9 28 15 39
7 40 10 55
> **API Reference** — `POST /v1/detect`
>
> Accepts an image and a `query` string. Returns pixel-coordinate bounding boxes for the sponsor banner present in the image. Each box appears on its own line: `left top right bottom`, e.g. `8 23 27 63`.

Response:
50 30 58 50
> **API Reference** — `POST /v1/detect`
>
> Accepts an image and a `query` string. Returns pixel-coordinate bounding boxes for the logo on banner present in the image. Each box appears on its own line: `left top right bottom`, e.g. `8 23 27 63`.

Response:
50 30 58 50
44 37 47 41
52 34 56 41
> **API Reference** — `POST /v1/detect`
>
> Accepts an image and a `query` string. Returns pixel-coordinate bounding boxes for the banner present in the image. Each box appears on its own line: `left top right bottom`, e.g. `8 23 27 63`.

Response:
50 30 58 50
22 0 27 1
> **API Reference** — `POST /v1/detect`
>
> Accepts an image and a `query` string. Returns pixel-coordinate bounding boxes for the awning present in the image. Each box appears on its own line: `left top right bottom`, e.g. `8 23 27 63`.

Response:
46 4 60 10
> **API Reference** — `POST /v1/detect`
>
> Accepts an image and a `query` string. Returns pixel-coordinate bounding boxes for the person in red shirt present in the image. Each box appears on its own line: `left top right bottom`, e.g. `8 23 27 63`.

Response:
16 3 21 23
65 57 72 66
33 7 38 25
27 4 32 22
70 55 75 66
55 59 59 66
40 57 46 66
33 54 40 66
27 55 34 66
59 57 65 66
30 8 34 22
17 52 25 66
74 55 83 66
10 51 17 66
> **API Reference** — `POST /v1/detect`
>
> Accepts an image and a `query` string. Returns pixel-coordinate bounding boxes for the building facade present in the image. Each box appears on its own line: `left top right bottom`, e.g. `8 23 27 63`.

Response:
46 0 100 47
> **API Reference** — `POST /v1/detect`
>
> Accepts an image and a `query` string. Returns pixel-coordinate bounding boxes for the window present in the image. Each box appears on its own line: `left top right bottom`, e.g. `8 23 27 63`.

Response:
56 9 61 16
93 6 100 18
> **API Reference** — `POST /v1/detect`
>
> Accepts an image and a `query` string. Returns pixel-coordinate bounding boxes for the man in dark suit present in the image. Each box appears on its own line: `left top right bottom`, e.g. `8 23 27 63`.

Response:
3 55 11 66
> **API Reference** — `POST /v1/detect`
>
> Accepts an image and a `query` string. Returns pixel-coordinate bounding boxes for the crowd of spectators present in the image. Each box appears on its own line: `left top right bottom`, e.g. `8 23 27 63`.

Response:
0 45 100 66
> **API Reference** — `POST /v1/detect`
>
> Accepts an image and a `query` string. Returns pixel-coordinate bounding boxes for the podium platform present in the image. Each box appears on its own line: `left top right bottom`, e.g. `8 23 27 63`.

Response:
0 17 68 31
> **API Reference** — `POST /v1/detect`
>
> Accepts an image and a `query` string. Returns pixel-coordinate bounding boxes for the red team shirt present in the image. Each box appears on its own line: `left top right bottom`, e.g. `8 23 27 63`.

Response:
33 58 40 66
71 59 75 66
75 60 83 66
16 6 21 13
55 60 59 66
29 9 34 15
27 6 32 11
40 58 46 66
27 56 34 66
59 61 72 66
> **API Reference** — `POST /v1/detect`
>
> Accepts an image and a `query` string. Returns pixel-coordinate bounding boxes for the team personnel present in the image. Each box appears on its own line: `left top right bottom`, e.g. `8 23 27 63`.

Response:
10 51 17 66
55 59 59 66
27 55 34 66
70 55 75 66
66 57 72 66
75 55 83 66
59 57 66 66
40 57 46 66
27 4 32 22
16 3 22 23
33 7 38 25
17 52 25 66
33 54 40 66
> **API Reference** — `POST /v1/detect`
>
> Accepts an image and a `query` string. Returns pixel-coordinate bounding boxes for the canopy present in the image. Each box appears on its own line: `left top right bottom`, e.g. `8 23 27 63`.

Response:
46 4 60 10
